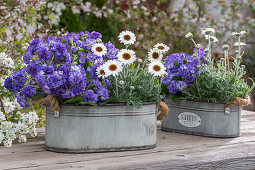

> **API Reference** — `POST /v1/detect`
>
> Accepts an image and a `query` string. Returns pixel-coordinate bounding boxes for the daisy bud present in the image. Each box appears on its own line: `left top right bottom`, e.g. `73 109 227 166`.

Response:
241 65 245 69
119 80 125 85
222 45 229 50
195 44 202 49
96 38 102 43
235 50 239 55
185 32 193 40
204 48 209 54
138 58 143 63
130 86 135 90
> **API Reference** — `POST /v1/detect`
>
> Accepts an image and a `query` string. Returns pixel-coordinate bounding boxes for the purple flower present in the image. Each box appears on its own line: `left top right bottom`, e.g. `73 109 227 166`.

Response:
52 42 68 58
72 79 87 96
62 90 75 99
88 31 102 39
68 70 83 85
105 42 119 60
163 50 207 94
43 65 55 75
27 38 43 53
47 73 63 88
23 51 33 64
71 47 78 53
83 90 98 104
21 84 36 99
4 76 14 92
176 81 188 91
12 69 27 92
38 45 52 62
96 87 109 101
26 62 41 78
16 94 30 108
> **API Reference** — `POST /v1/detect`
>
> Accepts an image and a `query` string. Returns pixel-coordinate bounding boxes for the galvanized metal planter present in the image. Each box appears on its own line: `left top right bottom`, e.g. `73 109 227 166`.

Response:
45 103 157 153
161 98 242 138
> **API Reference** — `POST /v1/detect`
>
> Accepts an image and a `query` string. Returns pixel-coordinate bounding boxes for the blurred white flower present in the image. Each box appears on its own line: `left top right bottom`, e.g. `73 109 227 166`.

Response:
205 35 218 43
202 28 215 35
234 42 246 47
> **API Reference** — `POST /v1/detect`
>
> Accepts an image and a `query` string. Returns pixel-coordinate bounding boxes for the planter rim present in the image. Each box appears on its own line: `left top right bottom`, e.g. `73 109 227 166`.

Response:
57 101 158 107
165 98 236 105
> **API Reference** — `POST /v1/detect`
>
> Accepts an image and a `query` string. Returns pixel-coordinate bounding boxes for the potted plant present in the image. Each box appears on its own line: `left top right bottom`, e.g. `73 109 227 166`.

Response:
161 28 255 137
4 30 168 152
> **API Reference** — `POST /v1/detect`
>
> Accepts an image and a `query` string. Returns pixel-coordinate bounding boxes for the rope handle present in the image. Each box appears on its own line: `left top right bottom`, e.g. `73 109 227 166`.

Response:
156 102 169 120
35 95 61 115
225 96 250 108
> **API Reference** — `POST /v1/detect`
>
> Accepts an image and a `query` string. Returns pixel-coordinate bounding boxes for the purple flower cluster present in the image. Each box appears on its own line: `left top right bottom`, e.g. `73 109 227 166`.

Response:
4 31 119 107
163 48 208 94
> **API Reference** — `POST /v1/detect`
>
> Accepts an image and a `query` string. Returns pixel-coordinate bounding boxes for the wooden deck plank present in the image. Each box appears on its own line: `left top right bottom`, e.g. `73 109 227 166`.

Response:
1 110 255 170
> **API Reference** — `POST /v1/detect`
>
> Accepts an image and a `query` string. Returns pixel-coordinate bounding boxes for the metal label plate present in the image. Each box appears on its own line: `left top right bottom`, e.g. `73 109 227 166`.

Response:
178 112 201 128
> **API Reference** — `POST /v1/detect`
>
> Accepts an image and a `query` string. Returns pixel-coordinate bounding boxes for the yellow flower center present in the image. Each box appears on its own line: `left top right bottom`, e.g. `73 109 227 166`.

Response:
158 46 165 50
152 52 159 59
109 64 117 71
153 65 161 72
96 47 103 52
122 53 131 60
100 69 105 75
124 35 131 41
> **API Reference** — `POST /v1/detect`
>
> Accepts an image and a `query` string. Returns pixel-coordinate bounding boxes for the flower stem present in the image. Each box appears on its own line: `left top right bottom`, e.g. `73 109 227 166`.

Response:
114 76 118 98
0 96 8 121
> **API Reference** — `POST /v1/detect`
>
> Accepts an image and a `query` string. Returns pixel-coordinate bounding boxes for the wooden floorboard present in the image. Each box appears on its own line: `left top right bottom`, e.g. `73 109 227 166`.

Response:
1 110 255 170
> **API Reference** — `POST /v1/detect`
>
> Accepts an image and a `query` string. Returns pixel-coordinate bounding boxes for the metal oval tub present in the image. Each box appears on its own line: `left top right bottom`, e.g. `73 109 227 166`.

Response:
45 103 157 153
161 98 242 138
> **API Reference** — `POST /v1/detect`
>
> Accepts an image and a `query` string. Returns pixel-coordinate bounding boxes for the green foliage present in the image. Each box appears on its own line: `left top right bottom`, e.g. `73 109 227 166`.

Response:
182 67 253 103
81 13 122 43
54 7 82 33
107 63 161 108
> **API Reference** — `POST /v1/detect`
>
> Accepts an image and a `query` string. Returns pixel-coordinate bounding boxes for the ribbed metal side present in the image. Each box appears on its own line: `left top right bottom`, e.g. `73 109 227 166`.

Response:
45 103 157 153
162 98 241 138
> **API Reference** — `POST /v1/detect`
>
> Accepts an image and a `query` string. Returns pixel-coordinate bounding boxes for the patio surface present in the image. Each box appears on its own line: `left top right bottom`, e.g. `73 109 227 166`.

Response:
1 110 255 170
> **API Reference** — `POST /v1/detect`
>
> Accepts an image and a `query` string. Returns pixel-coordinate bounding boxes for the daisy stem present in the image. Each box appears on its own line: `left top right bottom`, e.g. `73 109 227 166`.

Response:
114 76 119 98
224 50 227 73
191 38 197 47
226 49 229 72
102 77 106 87
133 63 141 79
149 76 155 94
141 57 148 69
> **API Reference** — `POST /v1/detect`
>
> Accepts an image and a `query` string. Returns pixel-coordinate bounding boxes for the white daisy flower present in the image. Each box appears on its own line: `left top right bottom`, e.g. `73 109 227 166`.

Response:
117 49 136 65
205 35 218 42
96 65 107 78
148 49 163 62
201 28 215 35
234 42 246 47
148 61 166 76
103 60 123 76
153 43 169 54
91 43 107 57
118 30 136 45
